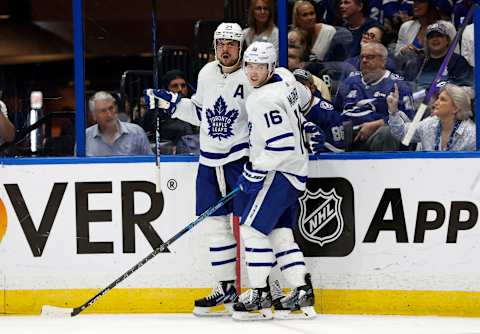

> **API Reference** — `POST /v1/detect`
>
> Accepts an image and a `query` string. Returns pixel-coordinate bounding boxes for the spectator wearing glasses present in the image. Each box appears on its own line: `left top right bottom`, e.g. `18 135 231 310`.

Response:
243 0 279 55
334 42 415 151
342 24 398 79
388 83 476 151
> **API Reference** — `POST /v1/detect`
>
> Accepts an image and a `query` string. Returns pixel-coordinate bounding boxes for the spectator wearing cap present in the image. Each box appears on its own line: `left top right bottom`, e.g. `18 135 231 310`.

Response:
243 0 279 55
338 0 378 57
139 70 199 154
404 21 472 90
86 91 153 156
388 83 475 151
394 0 455 57
292 0 352 61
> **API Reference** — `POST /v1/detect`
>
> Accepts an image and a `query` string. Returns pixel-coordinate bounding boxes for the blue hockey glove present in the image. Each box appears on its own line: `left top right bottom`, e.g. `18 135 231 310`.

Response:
303 121 326 155
144 89 181 115
237 162 267 194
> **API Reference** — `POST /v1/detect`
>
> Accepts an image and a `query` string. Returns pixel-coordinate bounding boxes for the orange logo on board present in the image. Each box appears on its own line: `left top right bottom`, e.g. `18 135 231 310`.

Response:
0 198 7 244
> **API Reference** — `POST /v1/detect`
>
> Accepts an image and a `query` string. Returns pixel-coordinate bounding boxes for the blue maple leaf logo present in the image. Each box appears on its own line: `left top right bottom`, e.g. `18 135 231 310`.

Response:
206 96 239 140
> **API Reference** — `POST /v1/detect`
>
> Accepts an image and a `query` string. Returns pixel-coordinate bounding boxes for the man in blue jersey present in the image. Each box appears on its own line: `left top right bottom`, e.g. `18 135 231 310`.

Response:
334 42 415 151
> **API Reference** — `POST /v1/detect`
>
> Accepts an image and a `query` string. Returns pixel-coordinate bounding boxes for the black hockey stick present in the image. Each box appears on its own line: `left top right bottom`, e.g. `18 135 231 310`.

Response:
41 187 241 317
152 0 162 192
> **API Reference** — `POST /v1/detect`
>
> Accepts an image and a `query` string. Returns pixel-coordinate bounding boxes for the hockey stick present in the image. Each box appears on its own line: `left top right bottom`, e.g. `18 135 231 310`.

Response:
401 6 475 146
152 0 162 192
41 187 241 317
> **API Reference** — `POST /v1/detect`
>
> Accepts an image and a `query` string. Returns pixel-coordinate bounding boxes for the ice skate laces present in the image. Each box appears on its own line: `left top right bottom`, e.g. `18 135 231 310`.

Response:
205 283 226 302
270 280 283 301
238 288 259 304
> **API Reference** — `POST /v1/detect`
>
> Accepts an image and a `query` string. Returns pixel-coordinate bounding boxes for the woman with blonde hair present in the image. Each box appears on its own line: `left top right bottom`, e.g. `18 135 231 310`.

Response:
387 83 476 151
243 0 278 52
292 0 352 61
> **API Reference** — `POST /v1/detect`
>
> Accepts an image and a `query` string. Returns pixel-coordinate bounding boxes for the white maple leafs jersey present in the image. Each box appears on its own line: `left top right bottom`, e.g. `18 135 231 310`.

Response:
246 69 311 191
173 61 253 167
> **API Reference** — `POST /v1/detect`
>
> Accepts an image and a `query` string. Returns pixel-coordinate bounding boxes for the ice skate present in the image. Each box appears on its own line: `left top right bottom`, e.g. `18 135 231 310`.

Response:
270 279 285 307
274 273 316 320
193 281 237 317
232 287 273 321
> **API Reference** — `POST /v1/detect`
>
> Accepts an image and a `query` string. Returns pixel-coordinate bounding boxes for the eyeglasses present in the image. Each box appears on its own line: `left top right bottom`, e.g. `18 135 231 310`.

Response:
363 32 378 40
360 54 381 60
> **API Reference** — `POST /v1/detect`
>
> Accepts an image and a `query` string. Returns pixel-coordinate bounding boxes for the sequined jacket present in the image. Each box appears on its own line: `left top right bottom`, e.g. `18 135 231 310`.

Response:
388 113 476 151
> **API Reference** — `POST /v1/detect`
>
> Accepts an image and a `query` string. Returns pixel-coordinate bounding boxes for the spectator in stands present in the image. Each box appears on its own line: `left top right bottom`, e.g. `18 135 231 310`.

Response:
334 42 415 151
461 23 474 67
243 0 279 53
394 0 455 57
338 0 377 57
404 22 472 90
0 100 15 145
342 24 398 78
388 83 476 151
139 70 199 154
288 44 332 101
86 91 152 156
288 27 310 54
292 0 352 61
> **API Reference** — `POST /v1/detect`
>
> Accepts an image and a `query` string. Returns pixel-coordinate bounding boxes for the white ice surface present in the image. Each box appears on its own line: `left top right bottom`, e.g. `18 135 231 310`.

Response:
2 314 480 334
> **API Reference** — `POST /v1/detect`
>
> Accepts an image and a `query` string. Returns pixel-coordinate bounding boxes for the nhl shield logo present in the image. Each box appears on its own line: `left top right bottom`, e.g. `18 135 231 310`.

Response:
298 188 344 247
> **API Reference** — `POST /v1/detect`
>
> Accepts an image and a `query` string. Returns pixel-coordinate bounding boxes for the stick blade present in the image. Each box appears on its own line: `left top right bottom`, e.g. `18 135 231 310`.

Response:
41 305 74 317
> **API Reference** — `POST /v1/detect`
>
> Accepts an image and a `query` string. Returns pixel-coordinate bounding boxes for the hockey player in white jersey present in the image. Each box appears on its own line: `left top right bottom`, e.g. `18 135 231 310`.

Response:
145 23 253 316
232 41 316 321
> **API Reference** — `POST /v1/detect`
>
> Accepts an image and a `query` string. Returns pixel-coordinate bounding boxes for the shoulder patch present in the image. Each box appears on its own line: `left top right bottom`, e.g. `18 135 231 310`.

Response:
319 101 334 110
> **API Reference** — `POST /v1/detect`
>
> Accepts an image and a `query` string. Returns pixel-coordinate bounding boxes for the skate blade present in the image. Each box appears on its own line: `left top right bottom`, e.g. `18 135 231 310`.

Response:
274 306 317 320
193 303 233 317
232 308 273 321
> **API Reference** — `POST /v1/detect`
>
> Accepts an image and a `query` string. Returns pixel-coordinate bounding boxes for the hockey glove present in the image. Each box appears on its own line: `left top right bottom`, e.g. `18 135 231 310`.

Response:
303 121 326 155
144 89 181 115
237 162 267 194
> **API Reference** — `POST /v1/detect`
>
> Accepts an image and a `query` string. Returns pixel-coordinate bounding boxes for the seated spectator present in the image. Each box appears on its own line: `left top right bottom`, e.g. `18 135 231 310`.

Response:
334 42 415 151
288 44 332 101
387 83 476 151
243 0 279 53
0 100 15 145
342 24 398 79
86 91 152 156
138 70 199 154
404 22 473 90
292 0 351 61
288 27 310 53
338 0 378 57
394 0 455 58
